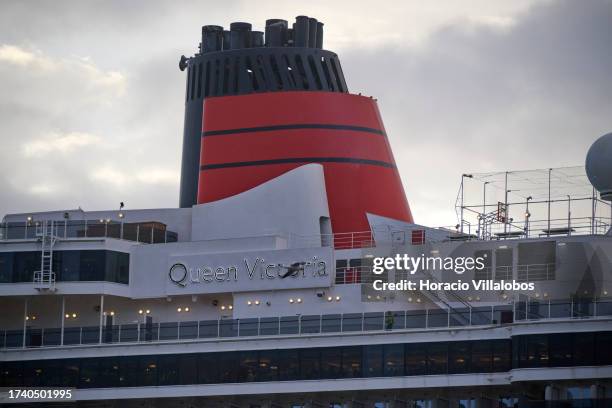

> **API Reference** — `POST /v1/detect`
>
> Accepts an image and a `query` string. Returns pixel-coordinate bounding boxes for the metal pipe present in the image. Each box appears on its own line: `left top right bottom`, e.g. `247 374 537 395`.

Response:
202 25 224 52
230 22 252 49
316 22 324 48
251 31 264 47
308 17 318 48
294 15 309 47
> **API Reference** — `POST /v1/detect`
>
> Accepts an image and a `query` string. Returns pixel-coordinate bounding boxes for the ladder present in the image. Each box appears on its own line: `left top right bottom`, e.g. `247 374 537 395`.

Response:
33 220 57 291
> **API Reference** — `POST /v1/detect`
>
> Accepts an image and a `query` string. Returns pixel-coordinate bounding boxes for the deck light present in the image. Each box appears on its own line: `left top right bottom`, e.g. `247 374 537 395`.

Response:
221 305 226 310
228 305 233 310
327 296 333 302
184 307 190 312
145 309 150 314
335 296 341 301
110 311 115 316
289 298 294 303
72 313 77 318
65 314 70 318
138 309 143 314
247 300 252 306
254 300 260 305
297 298 302 303
177 307 182 312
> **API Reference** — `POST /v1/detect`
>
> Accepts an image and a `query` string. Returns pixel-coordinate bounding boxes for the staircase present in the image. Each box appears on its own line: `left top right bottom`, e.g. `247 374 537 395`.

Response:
33 220 58 291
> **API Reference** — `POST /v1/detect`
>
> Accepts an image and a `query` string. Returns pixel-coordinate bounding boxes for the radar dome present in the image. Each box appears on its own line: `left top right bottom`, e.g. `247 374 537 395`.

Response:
585 132 612 201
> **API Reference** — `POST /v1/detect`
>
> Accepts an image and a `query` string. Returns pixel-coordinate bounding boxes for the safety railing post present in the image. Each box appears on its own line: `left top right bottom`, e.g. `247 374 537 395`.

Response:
548 299 551 319
178 321 181 340
278 316 281 335
41 328 44 347
137 323 140 342
491 305 494 324
237 319 240 337
118 324 121 343
299 316 302 335
197 321 200 339
319 315 323 333
469 307 472 326
79 327 83 345
594 298 597 317
425 309 429 329
571 299 574 318
361 312 365 331
257 317 261 336
447 308 450 327
157 322 160 341
217 319 220 338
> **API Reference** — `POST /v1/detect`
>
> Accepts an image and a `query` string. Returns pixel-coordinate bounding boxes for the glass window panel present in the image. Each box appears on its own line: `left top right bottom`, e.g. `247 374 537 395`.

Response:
320 347 342 379
573 332 594 366
79 358 99 388
140 355 158 386
218 352 238 383
363 345 383 377
549 333 572 366
278 349 299 381
448 342 471 374
258 350 279 381
238 351 258 382
492 340 511 372
384 343 404 377
300 348 320 380
198 353 219 384
426 343 448 374
98 357 120 387
79 250 106 281
158 355 179 385
342 346 362 378
178 354 198 385
118 356 139 387
471 341 492 373
405 344 426 375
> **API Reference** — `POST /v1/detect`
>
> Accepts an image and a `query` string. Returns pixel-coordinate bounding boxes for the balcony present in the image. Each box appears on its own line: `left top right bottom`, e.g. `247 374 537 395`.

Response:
0 220 178 244
2 297 610 350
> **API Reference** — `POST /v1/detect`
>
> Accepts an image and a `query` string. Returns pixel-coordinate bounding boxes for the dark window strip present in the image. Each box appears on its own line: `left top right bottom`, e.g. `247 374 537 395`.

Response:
202 123 385 137
201 157 395 170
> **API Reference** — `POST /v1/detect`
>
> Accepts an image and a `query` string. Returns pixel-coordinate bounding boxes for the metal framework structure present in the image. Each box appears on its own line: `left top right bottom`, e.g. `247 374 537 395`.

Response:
456 166 612 239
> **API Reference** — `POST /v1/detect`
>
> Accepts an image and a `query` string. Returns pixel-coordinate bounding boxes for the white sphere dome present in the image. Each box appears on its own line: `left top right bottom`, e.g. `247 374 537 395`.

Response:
585 132 612 201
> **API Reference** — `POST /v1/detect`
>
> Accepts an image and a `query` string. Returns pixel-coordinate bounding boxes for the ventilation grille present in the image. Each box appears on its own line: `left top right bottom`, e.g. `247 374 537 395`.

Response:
185 48 347 101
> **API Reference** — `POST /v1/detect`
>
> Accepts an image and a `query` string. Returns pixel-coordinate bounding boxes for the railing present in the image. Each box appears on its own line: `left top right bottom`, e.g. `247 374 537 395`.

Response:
0 220 178 244
3 298 611 350
517 263 555 281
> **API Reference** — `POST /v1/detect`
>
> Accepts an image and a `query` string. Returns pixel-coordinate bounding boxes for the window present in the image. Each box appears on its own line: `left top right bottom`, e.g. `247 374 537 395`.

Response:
320 347 341 379
449 342 471 374
384 344 404 376
1 250 129 283
300 349 320 380
4 333 609 388
405 344 427 375
426 343 448 374
363 345 383 377
341 346 362 378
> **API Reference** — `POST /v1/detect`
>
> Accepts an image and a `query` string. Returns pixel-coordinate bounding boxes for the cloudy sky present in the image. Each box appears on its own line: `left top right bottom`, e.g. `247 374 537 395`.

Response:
0 0 610 227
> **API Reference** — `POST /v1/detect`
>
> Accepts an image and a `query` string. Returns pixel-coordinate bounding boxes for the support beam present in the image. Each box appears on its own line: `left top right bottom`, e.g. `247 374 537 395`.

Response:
22 297 28 348
60 296 65 346
99 294 104 344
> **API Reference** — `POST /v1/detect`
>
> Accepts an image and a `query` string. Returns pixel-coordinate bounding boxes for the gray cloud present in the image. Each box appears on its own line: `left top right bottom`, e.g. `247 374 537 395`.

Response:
0 0 610 227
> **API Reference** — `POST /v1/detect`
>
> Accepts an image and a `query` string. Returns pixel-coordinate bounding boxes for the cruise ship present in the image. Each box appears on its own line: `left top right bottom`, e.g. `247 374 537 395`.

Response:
1 15 611 408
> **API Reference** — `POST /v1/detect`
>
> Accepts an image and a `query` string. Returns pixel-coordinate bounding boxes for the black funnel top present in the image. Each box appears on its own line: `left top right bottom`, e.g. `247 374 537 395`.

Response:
178 15 348 208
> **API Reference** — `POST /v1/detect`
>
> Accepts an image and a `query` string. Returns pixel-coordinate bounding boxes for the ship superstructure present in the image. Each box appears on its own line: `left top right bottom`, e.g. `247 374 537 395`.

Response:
0 15 611 408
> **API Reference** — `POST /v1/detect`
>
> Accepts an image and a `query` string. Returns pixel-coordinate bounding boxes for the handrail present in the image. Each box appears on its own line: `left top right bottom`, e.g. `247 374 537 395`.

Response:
4 297 611 350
